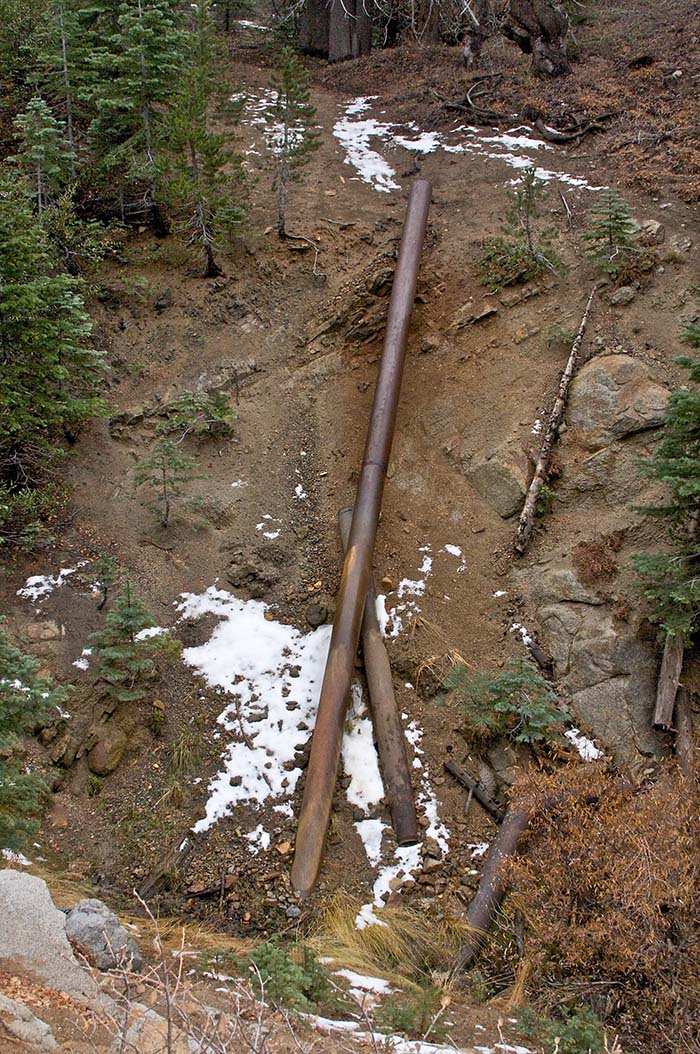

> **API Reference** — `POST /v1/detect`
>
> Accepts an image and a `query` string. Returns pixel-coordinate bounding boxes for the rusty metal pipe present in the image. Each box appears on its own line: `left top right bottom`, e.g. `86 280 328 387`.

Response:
338 506 420 847
291 180 432 898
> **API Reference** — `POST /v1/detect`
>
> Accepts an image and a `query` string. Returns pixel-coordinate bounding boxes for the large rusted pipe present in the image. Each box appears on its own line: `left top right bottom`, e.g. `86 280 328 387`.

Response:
291 180 432 898
338 505 420 847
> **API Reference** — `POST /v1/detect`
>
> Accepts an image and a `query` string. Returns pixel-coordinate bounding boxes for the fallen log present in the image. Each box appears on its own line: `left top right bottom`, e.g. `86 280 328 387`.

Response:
444 759 505 823
338 506 420 847
453 806 530 973
514 285 597 555
675 687 694 780
653 635 685 731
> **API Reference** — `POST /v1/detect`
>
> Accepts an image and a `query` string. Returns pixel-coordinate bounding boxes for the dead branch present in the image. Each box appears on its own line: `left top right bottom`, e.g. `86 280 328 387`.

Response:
514 285 597 555
444 759 505 823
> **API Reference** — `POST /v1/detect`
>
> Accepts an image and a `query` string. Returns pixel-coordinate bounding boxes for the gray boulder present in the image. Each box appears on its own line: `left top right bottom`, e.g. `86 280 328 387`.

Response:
64 898 142 972
461 442 529 518
0 870 98 1002
568 354 668 450
0 992 58 1050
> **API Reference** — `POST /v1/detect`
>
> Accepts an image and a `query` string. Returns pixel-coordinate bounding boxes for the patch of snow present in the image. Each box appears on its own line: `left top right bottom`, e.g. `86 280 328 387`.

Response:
342 684 385 813
565 727 604 761
72 647 92 671
17 565 82 602
234 18 271 30
294 483 307 500
230 479 248 488
334 969 393 995
493 590 507 598
510 622 533 648
443 544 462 558
176 587 332 832
354 819 388 868
1 849 31 865
468 842 490 860
531 418 543 435
245 824 271 854
135 626 168 641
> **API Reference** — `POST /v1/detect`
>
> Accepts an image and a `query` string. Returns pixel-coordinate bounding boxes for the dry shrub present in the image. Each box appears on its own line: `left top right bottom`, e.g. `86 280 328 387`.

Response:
572 531 623 585
504 765 700 1052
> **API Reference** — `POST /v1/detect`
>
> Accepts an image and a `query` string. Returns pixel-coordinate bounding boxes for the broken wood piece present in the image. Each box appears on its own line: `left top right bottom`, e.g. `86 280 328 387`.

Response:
444 760 505 823
675 687 694 779
653 635 684 730
453 806 530 973
338 506 420 847
515 285 597 555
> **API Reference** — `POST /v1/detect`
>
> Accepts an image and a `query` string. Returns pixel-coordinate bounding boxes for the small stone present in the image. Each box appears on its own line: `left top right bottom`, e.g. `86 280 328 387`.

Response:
285 906 301 918
154 288 174 312
609 286 636 306
305 603 327 629
381 576 395 591
64 898 142 972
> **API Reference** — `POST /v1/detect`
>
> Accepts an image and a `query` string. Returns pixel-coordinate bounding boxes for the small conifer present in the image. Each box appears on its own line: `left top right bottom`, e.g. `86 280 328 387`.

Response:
134 438 203 527
11 95 73 210
88 581 174 702
632 355 700 639
264 46 320 237
583 189 639 275
0 619 68 850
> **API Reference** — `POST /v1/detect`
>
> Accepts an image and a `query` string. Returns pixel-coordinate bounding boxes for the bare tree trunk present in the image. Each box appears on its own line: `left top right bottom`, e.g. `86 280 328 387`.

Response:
57 0 77 179
463 0 493 68
299 0 330 56
653 635 685 731
503 0 570 77
515 285 596 555
302 0 373 61
675 687 694 780
278 156 288 237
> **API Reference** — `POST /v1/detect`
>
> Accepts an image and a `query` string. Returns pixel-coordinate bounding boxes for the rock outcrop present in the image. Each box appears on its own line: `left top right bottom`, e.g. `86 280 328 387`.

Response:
64 898 142 972
567 353 668 450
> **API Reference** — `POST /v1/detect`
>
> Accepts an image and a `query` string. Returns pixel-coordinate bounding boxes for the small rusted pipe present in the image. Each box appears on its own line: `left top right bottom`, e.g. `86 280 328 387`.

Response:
453 806 530 973
338 506 420 847
291 180 432 898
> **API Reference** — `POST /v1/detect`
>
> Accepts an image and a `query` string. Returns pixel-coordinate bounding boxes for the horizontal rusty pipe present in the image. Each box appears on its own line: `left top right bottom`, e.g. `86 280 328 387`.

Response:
338 506 420 847
291 180 432 898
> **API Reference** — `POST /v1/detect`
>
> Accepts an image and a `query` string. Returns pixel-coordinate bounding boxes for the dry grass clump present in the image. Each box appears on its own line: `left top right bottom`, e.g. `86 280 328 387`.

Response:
309 892 471 989
501 764 700 1052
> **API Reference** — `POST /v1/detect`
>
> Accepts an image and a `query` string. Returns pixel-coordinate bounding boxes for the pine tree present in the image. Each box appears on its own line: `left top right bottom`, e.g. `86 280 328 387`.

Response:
583 189 639 275
162 0 244 276
506 165 557 273
134 439 202 527
32 0 95 177
0 619 68 851
265 46 320 237
89 552 121 610
11 95 73 211
87 0 186 218
88 581 174 702
0 169 106 484
632 356 700 640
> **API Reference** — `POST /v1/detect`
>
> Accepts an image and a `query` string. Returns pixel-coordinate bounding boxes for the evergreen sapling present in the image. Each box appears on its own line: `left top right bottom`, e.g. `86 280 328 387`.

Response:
265 46 320 238
11 95 73 210
88 580 177 702
0 619 68 850
134 438 203 527
583 189 640 276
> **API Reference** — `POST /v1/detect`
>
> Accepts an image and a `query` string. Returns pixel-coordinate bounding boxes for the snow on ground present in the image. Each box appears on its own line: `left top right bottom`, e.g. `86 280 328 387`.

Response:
176 586 332 834
566 727 605 761
17 565 83 603
333 97 603 193
308 1013 517 1054
376 545 434 637
72 647 92 671
256 514 281 540
1 849 31 866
